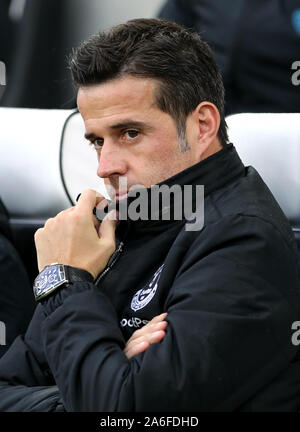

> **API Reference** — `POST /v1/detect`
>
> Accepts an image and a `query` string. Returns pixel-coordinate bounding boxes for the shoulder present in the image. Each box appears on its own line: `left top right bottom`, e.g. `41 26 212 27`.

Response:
200 166 299 260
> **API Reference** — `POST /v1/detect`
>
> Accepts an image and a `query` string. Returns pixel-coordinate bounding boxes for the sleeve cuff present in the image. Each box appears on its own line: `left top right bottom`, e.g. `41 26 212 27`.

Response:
41 281 95 316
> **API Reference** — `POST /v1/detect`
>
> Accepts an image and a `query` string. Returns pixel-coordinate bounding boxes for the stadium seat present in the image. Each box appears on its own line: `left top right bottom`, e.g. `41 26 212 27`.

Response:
227 113 300 251
0 107 106 281
0 107 74 281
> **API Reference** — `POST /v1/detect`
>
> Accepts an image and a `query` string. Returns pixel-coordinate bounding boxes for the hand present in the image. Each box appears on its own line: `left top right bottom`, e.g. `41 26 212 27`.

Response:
124 313 168 359
34 189 118 279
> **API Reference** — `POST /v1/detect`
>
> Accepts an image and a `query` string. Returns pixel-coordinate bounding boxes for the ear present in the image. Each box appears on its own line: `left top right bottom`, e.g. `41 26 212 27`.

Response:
187 102 222 159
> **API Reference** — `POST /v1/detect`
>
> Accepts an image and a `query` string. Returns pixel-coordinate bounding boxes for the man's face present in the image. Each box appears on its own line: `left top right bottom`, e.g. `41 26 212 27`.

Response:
77 76 199 200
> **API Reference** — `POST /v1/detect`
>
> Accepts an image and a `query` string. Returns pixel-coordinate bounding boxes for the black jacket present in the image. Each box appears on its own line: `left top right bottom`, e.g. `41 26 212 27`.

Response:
0 144 300 411
159 0 300 115
0 199 36 359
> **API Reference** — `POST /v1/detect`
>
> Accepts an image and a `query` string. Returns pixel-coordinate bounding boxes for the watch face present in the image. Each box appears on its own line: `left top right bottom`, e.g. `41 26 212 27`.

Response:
34 265 67 300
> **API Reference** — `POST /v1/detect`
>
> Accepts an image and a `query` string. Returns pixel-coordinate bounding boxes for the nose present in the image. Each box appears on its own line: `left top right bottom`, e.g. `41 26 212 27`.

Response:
97 142 127 179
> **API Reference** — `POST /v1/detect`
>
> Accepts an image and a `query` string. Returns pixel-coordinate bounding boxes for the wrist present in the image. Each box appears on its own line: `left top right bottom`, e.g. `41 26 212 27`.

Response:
33 264 94 302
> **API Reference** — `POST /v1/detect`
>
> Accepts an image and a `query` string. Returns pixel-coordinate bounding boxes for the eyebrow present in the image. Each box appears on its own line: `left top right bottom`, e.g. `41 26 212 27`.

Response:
84 120 153 141
84 132 100 141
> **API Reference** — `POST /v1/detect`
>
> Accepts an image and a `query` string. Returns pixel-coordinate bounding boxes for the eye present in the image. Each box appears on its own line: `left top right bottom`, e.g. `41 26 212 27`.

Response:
124 129 140 140
89 138 104 149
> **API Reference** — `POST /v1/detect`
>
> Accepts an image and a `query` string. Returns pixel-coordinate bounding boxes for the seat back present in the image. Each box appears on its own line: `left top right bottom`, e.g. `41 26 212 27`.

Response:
60 111 108 205
226 113 300 250
0 107 74 281
0 108 108 281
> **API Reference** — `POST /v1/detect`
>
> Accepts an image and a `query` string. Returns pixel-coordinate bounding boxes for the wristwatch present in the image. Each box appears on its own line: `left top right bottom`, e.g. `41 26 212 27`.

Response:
33 263 94 302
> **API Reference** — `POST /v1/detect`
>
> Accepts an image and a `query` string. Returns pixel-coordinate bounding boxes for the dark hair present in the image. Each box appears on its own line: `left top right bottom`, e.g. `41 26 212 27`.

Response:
69 18 229 147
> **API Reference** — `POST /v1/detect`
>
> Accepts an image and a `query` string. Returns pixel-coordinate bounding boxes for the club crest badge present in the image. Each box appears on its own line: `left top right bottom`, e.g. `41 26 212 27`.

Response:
131 264 165 312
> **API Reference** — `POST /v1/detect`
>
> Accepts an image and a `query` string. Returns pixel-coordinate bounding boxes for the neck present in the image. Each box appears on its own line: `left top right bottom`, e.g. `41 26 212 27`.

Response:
200 138 223 161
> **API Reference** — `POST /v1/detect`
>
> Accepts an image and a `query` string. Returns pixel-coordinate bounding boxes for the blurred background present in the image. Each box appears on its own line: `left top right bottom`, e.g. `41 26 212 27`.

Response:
0 0 300 113
0 0 165 109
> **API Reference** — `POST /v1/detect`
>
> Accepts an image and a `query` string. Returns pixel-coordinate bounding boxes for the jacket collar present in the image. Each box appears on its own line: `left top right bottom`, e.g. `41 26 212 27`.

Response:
116 143 245 237
159 143 244 197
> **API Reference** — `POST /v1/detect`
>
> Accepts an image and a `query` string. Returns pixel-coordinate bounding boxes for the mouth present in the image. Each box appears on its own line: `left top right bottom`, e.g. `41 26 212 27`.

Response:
114 191 129 202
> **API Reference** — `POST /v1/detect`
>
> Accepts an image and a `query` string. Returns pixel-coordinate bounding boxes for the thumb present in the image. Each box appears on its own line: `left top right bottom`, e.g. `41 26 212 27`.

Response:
98 210 118 240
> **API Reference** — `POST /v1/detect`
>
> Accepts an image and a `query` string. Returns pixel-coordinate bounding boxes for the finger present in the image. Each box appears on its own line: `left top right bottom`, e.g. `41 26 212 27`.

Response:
94 199 111 224
98 210 118 240
148 330 166 344
76 191 105 206
44 217 55 229
56 207 74 218
95 198 109 210
150 312 168 323
150 320 168 331
92 215 101 233
127 320 168 343
76 189 106 216
140 313 168 329
125 341 150 359
93 199 109 227
126 314 168 343
125 331 166 359
125 323 168 351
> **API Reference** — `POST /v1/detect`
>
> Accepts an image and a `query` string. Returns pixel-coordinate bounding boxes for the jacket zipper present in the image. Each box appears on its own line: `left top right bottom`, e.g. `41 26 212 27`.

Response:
95 241 124 285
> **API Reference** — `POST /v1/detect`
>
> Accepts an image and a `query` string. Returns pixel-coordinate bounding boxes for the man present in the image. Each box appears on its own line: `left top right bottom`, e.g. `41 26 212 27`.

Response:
0 18 300 412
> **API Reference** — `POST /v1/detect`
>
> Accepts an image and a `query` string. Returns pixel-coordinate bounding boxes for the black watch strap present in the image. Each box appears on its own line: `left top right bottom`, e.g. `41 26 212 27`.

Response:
64 266 94 284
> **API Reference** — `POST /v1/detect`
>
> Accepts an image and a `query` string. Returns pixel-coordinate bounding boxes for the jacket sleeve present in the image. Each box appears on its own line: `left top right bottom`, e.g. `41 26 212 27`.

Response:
0 383 64 412
0 234 36 358
0 304 65 411
40 214 300 411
